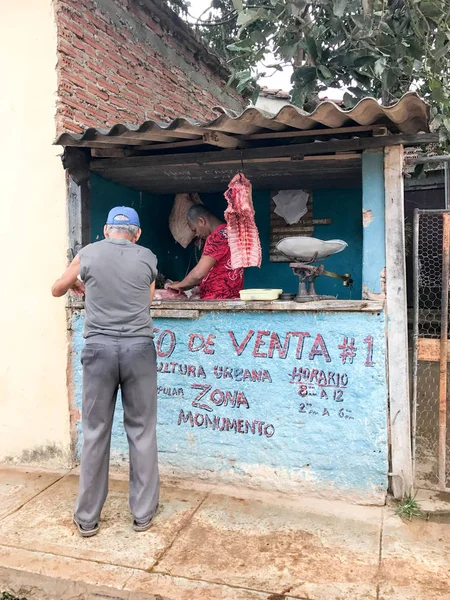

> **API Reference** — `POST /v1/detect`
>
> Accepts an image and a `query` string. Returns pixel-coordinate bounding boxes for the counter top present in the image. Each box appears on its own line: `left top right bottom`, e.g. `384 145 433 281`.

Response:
151 299 384 317
68 297 384 316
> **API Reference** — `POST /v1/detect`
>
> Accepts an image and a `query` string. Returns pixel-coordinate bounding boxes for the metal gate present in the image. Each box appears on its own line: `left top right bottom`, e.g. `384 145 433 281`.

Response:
412 209 450 491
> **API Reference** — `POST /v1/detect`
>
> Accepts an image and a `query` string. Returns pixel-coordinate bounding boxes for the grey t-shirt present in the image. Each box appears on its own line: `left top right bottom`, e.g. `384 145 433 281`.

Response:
79 238 157 338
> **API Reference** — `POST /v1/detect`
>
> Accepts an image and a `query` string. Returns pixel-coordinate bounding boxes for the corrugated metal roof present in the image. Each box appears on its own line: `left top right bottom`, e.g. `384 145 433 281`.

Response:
56 92 430 148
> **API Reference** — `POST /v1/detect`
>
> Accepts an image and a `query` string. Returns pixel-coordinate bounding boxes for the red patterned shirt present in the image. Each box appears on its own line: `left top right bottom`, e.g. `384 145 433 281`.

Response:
200 224 244 300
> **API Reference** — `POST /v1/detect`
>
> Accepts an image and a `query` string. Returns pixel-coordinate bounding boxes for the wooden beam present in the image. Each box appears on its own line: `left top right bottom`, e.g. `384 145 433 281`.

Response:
91 148 128 158
90 134 438 171
244 125 377 140
127 140 207 152
202 131 243 149
418 337 450 362
384 144 413 499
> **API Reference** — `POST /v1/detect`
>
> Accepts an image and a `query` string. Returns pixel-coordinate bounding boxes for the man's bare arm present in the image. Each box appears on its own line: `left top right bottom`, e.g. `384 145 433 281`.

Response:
167 255 216 292
51 255 81 297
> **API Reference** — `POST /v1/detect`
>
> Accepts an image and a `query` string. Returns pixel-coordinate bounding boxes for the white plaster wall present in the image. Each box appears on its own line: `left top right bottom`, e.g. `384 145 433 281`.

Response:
255 96 291 113
0 1 72 466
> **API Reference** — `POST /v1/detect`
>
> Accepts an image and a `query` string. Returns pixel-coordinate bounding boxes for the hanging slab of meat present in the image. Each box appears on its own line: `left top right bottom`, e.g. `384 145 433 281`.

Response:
169 193 203 248
224 173 262 269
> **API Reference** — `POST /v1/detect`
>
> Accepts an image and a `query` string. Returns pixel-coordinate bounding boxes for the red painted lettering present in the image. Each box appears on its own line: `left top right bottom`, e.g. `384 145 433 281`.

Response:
268 332 292 359
253 331 270 358
194 413 205 426
178 410 193 426
224 367 233 379
261 370 272 383
292 332 311 359
191 383 213 412
364 335 375 367
211 389 225 406
204 334 216 355
157 330 176 358
226 418 237 432
236 391 250 409
308 334 331 362
228 330 255 356
264 424 275 438
254 420 265 435
188 334 205 352
245 420 256 434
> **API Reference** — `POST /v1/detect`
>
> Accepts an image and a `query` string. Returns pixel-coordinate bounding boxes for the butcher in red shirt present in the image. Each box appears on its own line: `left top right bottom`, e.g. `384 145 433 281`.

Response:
167 205 244 299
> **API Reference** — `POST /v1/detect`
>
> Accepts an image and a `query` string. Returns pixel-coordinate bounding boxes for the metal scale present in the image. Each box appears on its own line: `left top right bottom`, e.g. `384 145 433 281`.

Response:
276 237 353 302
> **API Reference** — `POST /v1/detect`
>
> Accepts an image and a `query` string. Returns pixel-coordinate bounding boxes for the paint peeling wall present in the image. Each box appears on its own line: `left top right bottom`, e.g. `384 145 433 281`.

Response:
72 310 388 503
0 1 72 466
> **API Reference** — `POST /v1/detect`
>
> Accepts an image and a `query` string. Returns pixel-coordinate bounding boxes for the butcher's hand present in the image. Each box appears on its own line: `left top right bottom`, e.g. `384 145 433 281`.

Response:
166 282 183 293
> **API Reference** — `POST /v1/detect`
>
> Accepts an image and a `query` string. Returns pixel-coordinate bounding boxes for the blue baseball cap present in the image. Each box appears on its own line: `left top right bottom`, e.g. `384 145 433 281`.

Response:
106 206 140 227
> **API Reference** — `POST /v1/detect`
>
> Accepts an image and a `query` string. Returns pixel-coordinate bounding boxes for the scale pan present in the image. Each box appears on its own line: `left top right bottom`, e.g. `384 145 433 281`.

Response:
276 237 348 262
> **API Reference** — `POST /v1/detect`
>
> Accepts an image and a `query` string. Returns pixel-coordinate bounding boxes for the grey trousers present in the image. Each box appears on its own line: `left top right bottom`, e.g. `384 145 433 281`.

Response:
74 335 159 528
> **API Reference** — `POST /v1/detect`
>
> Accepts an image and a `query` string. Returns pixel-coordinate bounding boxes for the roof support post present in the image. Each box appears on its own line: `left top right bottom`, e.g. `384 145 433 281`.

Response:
63 148 91 259
384 144 413 498
362 150 385 300
68 176 91 261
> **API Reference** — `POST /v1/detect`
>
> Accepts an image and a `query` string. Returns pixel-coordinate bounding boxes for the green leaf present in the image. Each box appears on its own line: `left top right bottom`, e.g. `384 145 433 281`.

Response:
226 73 236 87
278 43 300 61
231 0 243 12
343 92 357 108
420 2 442 19
318 64 333 80
333 0 348 18
351 14 366 28
374 57 387 77
236 74 255 93
292 65 317 84
303 36 319 62
382 68 397 91
251 30 267 44
435 43 450 62
353 55 377 67
431 86 447 103
237 9 258 26
251 85 261 105
226 42 252 52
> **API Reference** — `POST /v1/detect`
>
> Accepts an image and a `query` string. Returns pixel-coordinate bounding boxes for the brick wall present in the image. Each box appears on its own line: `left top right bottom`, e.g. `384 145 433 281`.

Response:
54 0 243 135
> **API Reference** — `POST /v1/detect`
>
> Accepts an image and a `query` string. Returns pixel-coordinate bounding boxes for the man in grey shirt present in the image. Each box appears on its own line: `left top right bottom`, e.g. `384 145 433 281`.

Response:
52 206 159 537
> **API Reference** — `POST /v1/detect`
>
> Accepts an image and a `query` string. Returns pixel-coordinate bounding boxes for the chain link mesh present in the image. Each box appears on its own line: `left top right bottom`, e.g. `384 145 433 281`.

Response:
414 212 450 489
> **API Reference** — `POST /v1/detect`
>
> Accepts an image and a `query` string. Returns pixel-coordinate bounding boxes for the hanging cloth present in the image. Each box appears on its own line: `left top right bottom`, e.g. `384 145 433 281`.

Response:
169 193 203 248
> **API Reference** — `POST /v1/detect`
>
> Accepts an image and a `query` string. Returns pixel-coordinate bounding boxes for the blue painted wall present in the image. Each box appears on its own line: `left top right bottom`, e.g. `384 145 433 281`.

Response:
91 175 362 298
72 309 388 500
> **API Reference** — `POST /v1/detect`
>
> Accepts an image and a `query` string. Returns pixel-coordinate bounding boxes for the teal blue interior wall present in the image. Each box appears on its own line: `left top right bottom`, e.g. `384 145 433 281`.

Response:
91 174 192 281
91 175 362 298
199 188 363 299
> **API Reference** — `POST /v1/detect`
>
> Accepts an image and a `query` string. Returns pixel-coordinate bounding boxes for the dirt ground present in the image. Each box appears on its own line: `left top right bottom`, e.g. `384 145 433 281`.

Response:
0 467 449 600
